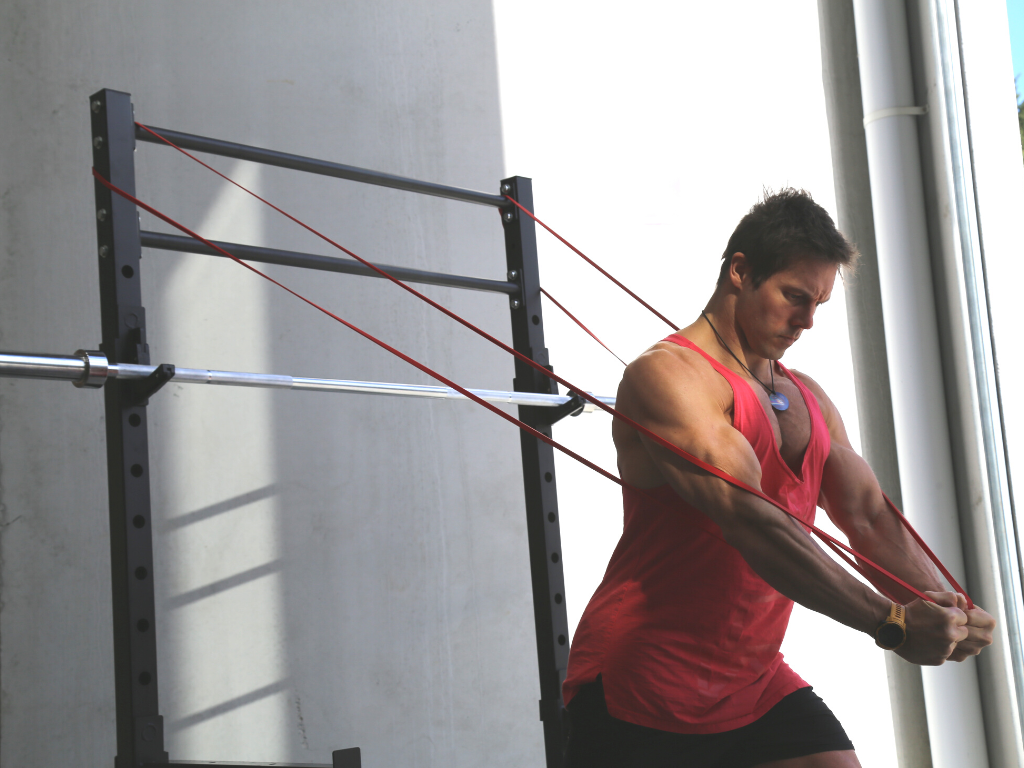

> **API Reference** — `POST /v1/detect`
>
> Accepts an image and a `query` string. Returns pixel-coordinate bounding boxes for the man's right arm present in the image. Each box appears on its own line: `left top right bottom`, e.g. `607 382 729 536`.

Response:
618 348 967 665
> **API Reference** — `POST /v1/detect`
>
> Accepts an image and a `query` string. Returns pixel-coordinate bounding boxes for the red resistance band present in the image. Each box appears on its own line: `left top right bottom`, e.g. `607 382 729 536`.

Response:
540 286 626 367
106 126 972 608
503 195 679 330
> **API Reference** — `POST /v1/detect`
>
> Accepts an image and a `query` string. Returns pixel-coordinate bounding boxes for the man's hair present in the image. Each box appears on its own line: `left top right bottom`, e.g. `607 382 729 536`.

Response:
717 188 858 287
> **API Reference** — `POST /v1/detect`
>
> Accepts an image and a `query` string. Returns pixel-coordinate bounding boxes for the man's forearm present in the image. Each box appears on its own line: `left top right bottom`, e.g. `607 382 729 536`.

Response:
818 443 947 604
846 507 947 604
708 483 891 635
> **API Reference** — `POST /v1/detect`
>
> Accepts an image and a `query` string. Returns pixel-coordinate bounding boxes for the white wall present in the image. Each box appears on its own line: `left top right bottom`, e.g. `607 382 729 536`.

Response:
493 2 898 766
0 3 545 766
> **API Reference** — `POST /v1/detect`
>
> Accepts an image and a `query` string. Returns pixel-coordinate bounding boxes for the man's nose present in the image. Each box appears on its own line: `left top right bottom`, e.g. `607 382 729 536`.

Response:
797 306 816 330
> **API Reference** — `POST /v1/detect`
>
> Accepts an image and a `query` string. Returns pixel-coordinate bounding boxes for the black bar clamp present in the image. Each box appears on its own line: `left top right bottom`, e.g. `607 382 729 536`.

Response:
127 363 176 406
541 390 595 426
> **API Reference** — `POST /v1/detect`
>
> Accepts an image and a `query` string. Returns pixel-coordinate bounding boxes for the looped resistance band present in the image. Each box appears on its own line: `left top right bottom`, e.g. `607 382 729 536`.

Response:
506 190 972 609
503 194 678 330
540 286 626 367
105 126 972 609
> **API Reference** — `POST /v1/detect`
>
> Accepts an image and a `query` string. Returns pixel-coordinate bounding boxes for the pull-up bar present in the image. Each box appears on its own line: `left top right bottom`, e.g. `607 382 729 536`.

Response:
0 351 614 411
136 124 509 208
140 230 520 295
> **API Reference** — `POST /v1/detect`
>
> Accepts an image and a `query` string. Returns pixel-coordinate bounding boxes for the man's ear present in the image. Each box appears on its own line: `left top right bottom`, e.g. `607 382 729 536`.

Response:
728 252 749 290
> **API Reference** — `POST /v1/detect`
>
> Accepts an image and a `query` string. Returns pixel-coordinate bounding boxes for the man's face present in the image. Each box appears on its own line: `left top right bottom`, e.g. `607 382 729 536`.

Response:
731 254 837 360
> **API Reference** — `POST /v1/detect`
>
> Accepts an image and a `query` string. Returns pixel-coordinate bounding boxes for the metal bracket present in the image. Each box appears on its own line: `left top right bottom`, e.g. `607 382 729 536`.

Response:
540 390 595 426
133 715 167 762
124 325 150 365
127 363 176 406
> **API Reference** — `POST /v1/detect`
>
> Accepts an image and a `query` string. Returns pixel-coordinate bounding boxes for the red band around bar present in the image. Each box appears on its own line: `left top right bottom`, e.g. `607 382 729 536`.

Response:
109 129 973 609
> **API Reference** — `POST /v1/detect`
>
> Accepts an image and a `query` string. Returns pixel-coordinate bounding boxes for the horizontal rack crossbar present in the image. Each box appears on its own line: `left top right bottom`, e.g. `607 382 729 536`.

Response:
154 762 331 767
0 352 615 410
136 125 508 208
140 231 519 295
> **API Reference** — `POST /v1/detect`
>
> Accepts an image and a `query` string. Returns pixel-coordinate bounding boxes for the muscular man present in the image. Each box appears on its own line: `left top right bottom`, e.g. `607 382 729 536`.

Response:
561 189 995 768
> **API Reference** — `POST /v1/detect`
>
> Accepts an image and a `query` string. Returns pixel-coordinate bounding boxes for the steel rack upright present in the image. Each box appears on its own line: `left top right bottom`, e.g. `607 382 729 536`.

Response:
90 87 573 768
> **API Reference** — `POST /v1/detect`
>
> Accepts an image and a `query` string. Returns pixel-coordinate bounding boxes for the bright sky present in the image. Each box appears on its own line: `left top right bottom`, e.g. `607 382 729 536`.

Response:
1010 0 1024 89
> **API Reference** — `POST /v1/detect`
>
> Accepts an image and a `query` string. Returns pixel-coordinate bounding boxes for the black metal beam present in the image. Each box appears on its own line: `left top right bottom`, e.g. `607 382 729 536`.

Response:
140 231 519 296
157 762 329 767
92 88 169 767
501 176 570 768
135 125 508 208
155 747 357 768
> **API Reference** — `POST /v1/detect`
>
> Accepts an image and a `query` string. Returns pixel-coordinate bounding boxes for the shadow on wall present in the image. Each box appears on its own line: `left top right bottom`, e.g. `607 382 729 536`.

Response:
135 2 546 766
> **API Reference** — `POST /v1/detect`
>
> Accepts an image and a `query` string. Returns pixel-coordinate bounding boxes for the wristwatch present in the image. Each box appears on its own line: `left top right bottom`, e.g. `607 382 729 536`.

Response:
875 602 907 650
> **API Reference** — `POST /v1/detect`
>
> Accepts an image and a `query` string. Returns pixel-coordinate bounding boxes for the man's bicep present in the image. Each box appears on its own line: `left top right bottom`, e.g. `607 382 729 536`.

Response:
621 351 763 492
638 417 763 491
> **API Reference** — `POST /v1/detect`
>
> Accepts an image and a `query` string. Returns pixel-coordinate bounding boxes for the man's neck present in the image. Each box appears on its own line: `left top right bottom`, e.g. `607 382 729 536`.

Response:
686 293 772 380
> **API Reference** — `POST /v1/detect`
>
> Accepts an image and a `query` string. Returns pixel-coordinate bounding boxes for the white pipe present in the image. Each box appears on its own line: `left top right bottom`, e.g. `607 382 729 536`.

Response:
915 1 1024 760
815 2 935 762
851 1 988 766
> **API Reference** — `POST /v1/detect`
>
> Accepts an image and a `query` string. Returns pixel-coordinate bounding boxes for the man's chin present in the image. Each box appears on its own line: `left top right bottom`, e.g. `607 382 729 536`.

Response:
772 337 798 359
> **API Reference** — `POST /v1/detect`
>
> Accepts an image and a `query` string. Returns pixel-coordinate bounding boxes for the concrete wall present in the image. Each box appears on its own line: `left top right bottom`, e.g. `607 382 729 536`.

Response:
0 3 543 766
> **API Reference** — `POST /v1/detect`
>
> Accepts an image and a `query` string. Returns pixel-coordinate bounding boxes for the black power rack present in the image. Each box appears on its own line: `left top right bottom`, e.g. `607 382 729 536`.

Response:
90 87 573 768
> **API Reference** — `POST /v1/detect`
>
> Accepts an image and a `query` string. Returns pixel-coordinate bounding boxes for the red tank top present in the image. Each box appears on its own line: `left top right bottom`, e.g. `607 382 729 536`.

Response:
562 334 832 734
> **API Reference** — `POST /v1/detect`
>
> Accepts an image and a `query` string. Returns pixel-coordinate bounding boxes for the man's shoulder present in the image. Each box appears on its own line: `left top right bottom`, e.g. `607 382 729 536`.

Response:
619 342 729 411
625 342 710 385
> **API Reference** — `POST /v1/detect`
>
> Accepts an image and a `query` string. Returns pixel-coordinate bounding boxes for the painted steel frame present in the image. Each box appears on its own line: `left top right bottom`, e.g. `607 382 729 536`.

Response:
90 87 570 768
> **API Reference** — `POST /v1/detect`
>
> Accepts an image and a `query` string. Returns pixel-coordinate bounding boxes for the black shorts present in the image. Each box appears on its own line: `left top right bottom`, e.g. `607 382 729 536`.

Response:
564 677 854 768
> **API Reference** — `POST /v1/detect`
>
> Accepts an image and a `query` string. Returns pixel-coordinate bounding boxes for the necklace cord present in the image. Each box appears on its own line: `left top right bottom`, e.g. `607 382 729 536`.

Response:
702 312 777 396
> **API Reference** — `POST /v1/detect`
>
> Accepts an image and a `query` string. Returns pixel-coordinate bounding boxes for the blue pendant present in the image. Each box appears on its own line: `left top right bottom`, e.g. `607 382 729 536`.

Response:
769 391 789 411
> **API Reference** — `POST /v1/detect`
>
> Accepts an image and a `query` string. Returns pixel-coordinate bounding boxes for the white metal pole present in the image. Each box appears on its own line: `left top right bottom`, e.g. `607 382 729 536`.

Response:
850 1 988 765
815 3 934 764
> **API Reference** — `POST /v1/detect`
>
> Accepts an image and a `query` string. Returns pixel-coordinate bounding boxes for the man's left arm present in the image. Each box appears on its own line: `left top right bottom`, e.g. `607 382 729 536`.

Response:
797 372 995 662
